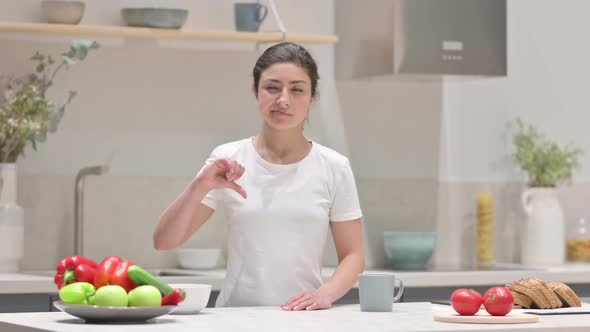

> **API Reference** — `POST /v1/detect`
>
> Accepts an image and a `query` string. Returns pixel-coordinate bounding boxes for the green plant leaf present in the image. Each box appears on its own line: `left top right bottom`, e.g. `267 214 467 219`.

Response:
1 39 99 162
30 137 37 151
31 52 44 61
512 117 583 187
71 40 98 60
33 131 47 144
62 55 76 65
72 39 97 49
49 105 66 133
67 90 77 103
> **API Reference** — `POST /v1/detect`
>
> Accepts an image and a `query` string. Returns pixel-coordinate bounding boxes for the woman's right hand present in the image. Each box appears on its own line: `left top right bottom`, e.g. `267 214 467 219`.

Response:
196 158 247 199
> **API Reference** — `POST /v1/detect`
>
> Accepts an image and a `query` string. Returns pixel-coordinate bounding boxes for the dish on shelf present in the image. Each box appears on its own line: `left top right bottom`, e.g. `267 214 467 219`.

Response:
176 248 224 270
42 0 85 25
121 8 189 29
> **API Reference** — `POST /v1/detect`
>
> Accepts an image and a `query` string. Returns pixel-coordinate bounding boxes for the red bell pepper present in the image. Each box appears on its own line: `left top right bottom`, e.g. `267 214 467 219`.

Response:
93 256 137 292
54 255 98 289
162 288 186 306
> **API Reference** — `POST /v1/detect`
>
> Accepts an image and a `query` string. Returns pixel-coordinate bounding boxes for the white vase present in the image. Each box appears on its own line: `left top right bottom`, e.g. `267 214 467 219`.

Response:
520 187 565 266
0 163 24 272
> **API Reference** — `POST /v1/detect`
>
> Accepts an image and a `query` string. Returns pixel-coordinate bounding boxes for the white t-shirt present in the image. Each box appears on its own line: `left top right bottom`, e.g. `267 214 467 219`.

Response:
198 138 362 307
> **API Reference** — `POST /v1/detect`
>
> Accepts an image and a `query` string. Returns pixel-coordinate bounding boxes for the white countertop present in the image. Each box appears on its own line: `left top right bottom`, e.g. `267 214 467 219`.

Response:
1 302 590 332
2 263 589 294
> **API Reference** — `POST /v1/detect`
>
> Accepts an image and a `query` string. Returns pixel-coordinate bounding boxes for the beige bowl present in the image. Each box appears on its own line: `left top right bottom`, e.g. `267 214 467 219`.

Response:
42 0 85 25
176 248 224 270
169 284 212 315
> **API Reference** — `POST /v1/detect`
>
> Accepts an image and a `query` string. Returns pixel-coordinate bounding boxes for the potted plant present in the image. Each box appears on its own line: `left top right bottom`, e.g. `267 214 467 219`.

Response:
512 117 583 266
0 39 99 272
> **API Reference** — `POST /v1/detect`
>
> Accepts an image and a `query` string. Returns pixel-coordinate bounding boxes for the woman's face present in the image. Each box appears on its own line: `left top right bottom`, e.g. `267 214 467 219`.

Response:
255 62 313 131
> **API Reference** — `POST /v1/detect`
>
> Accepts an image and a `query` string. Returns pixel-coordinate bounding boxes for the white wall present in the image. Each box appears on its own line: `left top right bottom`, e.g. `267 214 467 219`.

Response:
434 0 590 266
3 0 338 177
12 0 584 271
440 0 590 183
1 0 357 269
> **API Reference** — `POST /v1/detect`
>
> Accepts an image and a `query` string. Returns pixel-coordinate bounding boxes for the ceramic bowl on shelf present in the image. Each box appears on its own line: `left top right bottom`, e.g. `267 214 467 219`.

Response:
383 231 436 270
121 8 189 29
41 0 85 25
176 248 224 270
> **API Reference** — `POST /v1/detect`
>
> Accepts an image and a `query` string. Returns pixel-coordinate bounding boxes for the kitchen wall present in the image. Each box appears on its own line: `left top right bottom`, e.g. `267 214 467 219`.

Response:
433 0 590 266
2 0 440 270
5 0 588 272
2 0 335 269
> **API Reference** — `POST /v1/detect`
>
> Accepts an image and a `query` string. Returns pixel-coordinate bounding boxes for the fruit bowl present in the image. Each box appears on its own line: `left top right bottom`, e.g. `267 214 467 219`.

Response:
53 301 177 323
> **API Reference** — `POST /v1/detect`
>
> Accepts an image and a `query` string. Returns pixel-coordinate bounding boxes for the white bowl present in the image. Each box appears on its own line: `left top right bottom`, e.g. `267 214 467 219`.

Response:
169 283 212 314
176 248 224 270
42 0 85 25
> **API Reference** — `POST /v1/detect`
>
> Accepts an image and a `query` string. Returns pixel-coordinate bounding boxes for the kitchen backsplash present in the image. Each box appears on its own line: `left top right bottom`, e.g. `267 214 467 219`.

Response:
433 181 590 267
19 174 589 271
18 175 436 270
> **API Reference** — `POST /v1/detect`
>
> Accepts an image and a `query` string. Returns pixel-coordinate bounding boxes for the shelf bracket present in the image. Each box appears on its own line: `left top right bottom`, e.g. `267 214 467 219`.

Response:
256 0 287 51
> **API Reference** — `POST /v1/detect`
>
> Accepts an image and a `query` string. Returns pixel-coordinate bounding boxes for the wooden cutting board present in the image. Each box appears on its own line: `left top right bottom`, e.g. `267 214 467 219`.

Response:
433 313 539 324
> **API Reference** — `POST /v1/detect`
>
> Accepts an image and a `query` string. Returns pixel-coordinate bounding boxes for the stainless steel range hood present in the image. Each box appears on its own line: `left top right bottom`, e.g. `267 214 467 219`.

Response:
335 0 507 79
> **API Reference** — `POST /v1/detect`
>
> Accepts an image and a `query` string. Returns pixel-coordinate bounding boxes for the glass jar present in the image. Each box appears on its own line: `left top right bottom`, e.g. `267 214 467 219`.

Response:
566 218 590 262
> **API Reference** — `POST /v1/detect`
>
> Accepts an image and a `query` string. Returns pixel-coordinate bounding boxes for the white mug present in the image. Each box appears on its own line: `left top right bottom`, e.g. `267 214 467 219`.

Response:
358 273 404 312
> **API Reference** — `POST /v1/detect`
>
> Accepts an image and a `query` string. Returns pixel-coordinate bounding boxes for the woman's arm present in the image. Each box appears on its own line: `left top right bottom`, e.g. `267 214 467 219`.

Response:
320 219 365 302
153 158 246 250
153 179 215 250
282 219 364 310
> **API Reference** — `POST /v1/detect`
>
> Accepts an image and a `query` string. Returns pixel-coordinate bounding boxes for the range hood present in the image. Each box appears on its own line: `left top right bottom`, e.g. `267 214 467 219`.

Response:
335 0 507 79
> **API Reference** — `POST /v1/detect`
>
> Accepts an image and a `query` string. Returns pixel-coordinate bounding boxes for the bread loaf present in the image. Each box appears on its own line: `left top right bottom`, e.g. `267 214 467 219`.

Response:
508 278 582 310
546 282 582 307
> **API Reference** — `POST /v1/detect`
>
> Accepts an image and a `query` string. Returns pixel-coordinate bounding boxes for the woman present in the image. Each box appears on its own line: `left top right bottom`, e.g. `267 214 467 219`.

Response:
154 42 364 310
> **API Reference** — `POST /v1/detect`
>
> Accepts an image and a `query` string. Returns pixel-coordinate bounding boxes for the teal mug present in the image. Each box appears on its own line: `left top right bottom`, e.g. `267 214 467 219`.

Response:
234 3 268 32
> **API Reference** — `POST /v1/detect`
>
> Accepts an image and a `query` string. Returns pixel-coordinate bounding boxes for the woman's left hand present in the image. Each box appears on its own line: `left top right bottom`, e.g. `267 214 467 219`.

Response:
281 289 333 311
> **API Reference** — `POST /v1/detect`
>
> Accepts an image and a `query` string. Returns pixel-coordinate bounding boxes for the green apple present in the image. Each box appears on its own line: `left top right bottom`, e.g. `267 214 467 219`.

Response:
93 285 128 307
128 285 162 307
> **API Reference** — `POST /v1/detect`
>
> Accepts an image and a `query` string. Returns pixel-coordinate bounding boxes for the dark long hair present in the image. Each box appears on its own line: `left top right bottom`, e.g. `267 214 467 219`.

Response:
252 42 319 97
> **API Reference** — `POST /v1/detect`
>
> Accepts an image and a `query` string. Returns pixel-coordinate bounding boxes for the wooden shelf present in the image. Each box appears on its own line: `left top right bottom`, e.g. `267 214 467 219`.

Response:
0 22 338 44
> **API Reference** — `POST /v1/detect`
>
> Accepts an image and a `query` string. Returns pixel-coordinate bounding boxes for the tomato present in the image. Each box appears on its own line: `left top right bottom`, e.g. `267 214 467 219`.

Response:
483 286 514 316
450 288 484 315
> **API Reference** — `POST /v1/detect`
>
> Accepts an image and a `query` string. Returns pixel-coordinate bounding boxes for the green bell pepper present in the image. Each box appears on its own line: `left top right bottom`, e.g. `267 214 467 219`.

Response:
59 282 96 305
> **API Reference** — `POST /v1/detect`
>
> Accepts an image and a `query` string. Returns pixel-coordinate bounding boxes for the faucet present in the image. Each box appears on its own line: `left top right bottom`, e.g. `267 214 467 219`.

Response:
74 165 109 256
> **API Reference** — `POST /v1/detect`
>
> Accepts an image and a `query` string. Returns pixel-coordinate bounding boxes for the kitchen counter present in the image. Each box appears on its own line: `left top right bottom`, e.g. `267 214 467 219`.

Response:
0 302 589 332
1 263 590 294
0 273 59 294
